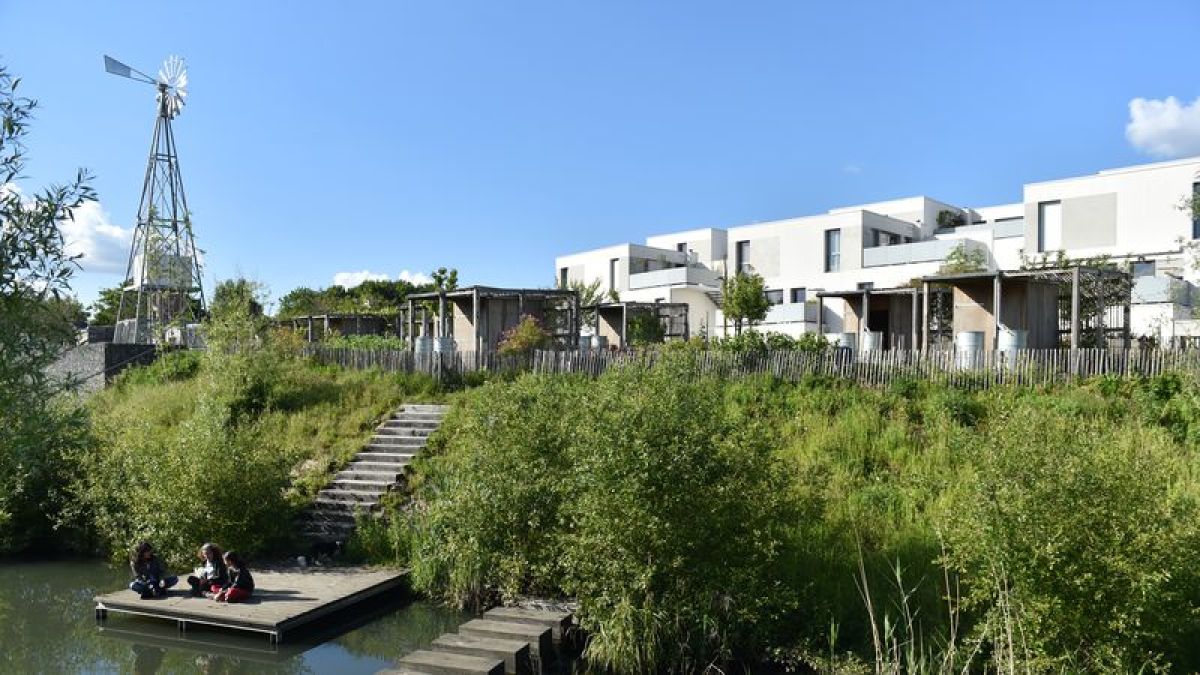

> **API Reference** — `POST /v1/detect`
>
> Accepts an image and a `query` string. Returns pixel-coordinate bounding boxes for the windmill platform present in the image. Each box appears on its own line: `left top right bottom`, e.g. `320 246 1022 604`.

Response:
94 566 407 644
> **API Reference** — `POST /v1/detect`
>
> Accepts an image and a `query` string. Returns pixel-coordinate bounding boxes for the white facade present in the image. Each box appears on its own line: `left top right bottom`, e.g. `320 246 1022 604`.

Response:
555 156 1200 342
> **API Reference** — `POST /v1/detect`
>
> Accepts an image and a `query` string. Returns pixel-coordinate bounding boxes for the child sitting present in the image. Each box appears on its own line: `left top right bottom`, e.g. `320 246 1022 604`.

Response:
213 550 255 603
186 542 229 598
129 542 178 599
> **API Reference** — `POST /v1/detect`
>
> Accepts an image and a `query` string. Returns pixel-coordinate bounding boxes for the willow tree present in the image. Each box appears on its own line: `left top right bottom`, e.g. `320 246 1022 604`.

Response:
0 64 95 552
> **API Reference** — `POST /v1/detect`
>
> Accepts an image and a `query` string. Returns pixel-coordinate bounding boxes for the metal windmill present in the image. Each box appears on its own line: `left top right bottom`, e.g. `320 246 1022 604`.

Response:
105 54 205 344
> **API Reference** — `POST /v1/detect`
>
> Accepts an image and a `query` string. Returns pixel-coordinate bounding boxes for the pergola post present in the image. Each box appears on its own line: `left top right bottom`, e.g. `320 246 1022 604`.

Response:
571 292 580 348
816 296 824 335
921 281 930 351
471 288 480 354
1070 267 1081 350
407 299 415 351
910 289 918 351
860 290 870 337
993 274 1002 351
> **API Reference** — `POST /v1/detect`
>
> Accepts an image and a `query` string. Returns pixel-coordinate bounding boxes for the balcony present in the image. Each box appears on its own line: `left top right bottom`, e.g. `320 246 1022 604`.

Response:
862 238 988 268
628 265 722 290
1132 276 1193 305
764 302 818 324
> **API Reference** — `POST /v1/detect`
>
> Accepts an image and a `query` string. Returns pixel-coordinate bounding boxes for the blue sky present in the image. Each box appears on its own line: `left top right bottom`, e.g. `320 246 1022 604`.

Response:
3 1 1199 310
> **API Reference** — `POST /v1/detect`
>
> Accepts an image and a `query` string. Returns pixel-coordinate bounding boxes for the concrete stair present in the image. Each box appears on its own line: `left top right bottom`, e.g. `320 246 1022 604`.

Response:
299 403 449 544
382 607 574 675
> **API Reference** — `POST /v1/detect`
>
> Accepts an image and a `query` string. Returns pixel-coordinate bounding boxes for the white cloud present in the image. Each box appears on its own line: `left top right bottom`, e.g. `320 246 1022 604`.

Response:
1126 95 1200 158
60 200 134 274
332 270 391 288
398 269 433 285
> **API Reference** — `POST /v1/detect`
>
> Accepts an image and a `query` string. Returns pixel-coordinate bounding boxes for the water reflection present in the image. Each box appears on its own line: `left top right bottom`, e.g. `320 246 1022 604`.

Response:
0 560 465 674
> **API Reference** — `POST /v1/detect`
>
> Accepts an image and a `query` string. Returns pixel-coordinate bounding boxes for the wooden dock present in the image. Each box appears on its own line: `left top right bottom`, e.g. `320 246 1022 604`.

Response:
94 566 407 643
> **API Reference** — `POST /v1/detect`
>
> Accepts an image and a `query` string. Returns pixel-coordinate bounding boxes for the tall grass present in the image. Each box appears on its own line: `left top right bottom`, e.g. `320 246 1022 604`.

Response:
376 359 1200 673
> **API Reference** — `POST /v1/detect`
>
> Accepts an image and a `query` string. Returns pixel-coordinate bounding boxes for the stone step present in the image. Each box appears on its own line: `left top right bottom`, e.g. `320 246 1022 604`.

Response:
398 404 450 413
348 454 408 470
313 496 380 511
459 620 552 660
398 650 504 675
329 478 394 491
318 488 385 503
374 428 433 439
390 412 447 422
482 607 572 642
337 468 404 482
382 417 442 426
357 449 420 458
303 509 359 525
433 633 532 675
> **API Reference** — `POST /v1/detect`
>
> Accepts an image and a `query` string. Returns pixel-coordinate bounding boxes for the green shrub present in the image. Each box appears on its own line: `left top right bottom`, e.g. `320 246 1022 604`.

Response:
497 315 550 356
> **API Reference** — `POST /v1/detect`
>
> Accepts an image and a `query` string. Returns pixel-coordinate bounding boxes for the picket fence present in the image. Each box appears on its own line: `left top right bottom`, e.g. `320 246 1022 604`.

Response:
302 344 1200 389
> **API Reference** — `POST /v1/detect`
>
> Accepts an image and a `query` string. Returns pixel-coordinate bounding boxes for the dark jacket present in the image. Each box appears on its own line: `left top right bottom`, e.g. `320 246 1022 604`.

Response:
226 567 254 592
131 556 167 581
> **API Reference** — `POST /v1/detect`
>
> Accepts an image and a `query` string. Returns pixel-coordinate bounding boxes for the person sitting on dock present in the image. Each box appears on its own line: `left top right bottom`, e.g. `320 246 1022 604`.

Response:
186 542 229 598
213 550 254 603
129 541 178 599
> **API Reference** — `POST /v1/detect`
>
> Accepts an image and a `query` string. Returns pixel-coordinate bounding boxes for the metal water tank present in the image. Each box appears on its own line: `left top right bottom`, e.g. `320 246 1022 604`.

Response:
579 335 592 350
413 336 433 354
594 336 609 350
955 331 984 369
433 336 455 353
997 328 1027 352
861 331 883 352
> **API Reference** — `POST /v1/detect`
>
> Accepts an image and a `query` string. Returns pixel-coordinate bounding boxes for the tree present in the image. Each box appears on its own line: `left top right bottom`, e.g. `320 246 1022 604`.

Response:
626 309 665 346
206 278 270 348
497 315 551 356
0 63 94 552
558 277 604 330
939 242 987 274
88 284 123 325
722 272 770 335
936 209 966 229
210 278 265 319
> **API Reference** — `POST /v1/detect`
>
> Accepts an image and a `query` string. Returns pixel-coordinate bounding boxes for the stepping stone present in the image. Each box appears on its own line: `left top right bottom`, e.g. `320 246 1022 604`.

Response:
433 633 532 675
482 607 572 642
459 620 552 662
398 649 504 675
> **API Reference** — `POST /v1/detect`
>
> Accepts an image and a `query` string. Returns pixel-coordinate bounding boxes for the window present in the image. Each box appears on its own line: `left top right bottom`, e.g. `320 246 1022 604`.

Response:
608 258 618 292
1132 260 1156 277
857 282 874 291
790 287 806 304
824 229 841 272
764 289 784 305
735 240 751 274
1037 201 1062 252
559 267 568 288
676 242 687 253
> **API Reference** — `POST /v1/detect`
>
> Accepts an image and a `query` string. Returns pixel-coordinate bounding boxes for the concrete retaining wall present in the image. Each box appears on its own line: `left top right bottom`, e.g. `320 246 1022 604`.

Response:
47 343 160 394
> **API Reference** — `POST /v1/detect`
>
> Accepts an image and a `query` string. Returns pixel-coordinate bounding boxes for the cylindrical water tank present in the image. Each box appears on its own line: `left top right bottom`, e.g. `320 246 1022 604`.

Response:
414 336 433 354
579 335 592 350
433 336 455 353
861 331 883 352
834 332 857 351
997 328 1027 352
595 336 609 350
955 331 984 369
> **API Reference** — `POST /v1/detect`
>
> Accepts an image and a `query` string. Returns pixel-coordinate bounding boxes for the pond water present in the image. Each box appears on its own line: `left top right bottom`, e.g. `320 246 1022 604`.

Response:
0 559 467 674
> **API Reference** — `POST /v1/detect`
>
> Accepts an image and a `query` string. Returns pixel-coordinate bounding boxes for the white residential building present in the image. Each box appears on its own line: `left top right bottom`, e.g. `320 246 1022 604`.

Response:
554 156 1200 342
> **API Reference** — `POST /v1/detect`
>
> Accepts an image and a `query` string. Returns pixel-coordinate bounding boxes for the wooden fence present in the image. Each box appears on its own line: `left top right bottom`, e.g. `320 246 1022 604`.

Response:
302 345 1200 389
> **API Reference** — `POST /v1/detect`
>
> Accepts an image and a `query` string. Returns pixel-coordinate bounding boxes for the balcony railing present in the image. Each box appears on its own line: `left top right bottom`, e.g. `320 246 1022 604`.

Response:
862 238 988 268
628 266 721 290
1132 276 1193 305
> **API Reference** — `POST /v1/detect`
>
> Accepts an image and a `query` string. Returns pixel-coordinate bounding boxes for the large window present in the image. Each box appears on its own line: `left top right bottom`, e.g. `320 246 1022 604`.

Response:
559 267 568 288
1037 201 1062 252
735 240 751 274
824 229 841 272
608 258 619 292
764 289 784 305
790 287 806 304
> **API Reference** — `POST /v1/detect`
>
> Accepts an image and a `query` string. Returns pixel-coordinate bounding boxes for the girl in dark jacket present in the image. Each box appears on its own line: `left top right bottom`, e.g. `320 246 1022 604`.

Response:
129 542 178 598
214 550 255 603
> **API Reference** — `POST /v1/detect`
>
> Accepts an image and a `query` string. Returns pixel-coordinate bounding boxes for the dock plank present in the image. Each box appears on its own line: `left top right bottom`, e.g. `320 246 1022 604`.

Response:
94 566 407 641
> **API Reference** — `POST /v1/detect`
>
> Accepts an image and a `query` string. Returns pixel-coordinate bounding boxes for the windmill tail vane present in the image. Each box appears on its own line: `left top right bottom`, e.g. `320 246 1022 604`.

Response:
105 54 205 346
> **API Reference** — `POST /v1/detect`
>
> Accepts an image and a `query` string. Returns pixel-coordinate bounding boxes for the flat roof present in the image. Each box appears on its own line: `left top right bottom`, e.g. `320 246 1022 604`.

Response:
408 285 577 301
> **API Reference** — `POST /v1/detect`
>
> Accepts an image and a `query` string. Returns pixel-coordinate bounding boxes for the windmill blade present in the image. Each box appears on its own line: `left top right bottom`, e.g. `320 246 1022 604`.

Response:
103 55 156 84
